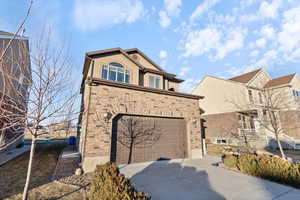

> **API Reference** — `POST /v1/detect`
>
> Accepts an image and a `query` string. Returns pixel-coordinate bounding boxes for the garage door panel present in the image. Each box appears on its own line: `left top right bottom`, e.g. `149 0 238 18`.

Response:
111 115 187 164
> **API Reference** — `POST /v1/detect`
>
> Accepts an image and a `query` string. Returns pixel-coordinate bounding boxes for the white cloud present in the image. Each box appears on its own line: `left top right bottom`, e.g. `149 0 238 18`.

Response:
284 48 300 62
240 14 259 23
250 50 259 57
159 50 168 59
72 0 144 31
278 6 300 52
182 26 246 60
180 78 199 92
258 0 282 19
164 0 182 16
182 27 221 57
158 11 171 28
215 28 245 60
158 0 182 28
255 38 267 48
260 24 276 39
240 0 258 9
179 67 190 76
190 0 220 22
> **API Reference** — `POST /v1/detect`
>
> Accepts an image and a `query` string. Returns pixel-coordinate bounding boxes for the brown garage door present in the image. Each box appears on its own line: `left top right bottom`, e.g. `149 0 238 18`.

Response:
111 115 187 164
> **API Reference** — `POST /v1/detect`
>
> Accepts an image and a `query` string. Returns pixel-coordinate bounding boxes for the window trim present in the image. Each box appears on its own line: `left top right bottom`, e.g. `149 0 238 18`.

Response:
149 75 161 89
101 63 130 84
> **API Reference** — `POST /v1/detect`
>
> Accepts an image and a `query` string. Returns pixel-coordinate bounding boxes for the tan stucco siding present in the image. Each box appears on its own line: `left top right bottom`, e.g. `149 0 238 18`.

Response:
90 53 140 85
169 81 180 92
248 70 271 88
280 110 300 139
129 53 159 71
192 76 248 115
144 72 163 89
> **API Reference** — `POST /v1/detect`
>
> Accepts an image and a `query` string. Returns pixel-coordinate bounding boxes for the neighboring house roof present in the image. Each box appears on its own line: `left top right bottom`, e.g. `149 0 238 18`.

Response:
0 30 26 39
229 68 262 83
264 73 296 88
83 47 183 84
0 30 15 37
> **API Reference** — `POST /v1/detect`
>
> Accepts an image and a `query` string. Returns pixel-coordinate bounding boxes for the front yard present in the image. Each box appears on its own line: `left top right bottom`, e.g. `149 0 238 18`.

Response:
0 143 86 200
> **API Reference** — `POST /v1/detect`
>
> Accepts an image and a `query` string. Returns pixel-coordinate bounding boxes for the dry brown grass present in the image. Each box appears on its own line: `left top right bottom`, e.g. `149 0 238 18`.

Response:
0 143 86 200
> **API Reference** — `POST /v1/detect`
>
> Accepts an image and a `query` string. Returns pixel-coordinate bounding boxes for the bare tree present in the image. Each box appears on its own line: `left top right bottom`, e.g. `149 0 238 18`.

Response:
228 88 300 159
116 116 161 164
20 28 78 200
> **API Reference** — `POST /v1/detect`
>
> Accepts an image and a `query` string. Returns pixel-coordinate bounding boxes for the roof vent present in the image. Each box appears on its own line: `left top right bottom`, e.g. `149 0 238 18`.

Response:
132 54 139 61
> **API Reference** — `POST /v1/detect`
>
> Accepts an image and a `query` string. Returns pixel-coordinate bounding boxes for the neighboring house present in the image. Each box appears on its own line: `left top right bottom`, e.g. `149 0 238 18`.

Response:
78 48 204 172
24 120 77 139
192 68 300 149
0 30 31 151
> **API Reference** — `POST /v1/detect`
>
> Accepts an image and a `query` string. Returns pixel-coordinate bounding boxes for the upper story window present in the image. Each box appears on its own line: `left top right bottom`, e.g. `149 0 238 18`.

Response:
101 62 130 84
293 90 300 102
149 76 161 89
258 92 263 104
248 90 253 103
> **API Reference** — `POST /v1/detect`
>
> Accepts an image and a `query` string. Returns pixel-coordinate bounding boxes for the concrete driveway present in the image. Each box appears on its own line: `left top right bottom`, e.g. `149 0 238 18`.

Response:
120 156 300 200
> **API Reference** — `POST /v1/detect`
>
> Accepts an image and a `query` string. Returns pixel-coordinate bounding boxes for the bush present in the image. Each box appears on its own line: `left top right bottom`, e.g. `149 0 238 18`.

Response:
237 154 258 176
223 154 238 168
225 154 300 189
89 162 150 200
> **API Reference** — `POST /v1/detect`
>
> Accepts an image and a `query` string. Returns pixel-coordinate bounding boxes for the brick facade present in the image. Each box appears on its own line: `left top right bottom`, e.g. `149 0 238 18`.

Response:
280 110 300 140
79 79 203 172
202 112 239 138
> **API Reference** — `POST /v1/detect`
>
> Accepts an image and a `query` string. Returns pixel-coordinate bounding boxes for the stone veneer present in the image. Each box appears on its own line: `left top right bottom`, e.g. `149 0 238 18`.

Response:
79 79 203 172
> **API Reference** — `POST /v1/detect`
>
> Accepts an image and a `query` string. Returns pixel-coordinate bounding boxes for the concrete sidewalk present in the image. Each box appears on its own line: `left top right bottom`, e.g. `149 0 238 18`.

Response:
0 145 30 166
120 156 300 200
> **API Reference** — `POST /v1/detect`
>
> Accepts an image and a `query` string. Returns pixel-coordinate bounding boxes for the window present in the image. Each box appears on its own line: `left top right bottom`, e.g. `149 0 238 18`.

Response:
250 116 255 130
258 92 263 104
17 73 26 97
293 89 300 102
248 90 253 103
240 115 247 129
101 62 130 84
149 76 161 89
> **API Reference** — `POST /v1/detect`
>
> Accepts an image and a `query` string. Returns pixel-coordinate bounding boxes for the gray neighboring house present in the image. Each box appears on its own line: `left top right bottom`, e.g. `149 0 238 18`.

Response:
0 30 31 151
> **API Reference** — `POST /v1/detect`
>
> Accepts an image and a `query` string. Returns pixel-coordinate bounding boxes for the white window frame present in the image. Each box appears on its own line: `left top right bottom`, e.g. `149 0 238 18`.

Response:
101 63 130 84
149 75 161 89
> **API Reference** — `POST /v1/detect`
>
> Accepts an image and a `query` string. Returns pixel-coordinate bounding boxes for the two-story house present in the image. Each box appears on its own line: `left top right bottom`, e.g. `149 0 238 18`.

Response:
78 48 204 172
192 68 300 149
0 30 31 151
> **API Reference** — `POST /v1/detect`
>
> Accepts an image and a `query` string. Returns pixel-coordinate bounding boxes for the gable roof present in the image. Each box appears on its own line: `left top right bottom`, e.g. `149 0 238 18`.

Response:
125 48 164 72
82 47 183 85
229 68 262 83
264 73 296 88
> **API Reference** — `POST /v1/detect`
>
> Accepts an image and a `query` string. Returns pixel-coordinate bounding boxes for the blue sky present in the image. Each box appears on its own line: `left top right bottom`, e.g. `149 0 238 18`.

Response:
1 0 300 92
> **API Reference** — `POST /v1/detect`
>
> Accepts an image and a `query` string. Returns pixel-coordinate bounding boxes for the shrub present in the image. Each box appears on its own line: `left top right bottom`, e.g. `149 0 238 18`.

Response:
89 162 150 200
227 154 300 189
237 154 258 176
223 154 238 168
256 156 290 183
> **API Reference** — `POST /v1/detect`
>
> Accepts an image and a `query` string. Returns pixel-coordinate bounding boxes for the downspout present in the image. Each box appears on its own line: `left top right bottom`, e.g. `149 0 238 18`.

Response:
82 58 94 164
